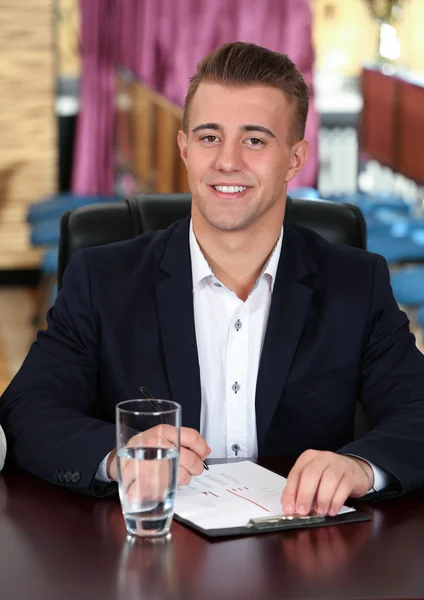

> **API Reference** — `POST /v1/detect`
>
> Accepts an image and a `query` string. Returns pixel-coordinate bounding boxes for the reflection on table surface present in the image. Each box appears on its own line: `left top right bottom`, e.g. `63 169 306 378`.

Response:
1 464 424 600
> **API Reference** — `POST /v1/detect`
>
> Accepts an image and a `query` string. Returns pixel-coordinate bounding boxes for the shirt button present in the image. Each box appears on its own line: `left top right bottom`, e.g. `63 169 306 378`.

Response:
213 281 222 287
232 381 240 394
231 444 241 456
234 319 242 331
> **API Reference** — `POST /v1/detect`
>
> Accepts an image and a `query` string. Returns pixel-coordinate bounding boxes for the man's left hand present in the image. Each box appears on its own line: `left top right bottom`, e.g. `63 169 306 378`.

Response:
281 450 374 517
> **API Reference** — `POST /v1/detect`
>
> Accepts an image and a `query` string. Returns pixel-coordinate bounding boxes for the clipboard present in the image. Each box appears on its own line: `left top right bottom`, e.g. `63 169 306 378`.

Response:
173 461 371 538
174 507 371 538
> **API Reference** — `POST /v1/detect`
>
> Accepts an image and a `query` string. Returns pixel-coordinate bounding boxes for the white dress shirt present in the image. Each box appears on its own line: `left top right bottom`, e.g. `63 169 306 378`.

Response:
191 221 282 459
96 221 388 492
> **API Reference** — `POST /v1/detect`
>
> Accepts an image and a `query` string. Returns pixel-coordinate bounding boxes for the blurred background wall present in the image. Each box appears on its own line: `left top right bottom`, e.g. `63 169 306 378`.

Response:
313 0 424 76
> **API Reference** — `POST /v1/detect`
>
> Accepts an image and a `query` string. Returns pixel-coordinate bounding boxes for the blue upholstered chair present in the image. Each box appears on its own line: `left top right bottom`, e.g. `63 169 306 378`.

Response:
328 192 411 215
287 187 320 200
28 195 122 251
367 233 424 264
42 247 59 275
27 194 121 224
390 266 424 307
30 219 61 247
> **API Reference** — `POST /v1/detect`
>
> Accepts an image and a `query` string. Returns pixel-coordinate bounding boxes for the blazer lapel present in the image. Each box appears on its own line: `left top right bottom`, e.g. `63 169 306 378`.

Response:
154 218 202 431
256 225 317 452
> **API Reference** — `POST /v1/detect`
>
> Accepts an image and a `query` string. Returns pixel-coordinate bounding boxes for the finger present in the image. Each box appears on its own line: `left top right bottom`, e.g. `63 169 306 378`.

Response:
124 454 173 506
329 475 352 516
179 446 205 477
125 426 210 465
315 467 344 515
127 426 175 450
137 425 209 461
295 463 327 515
178 465 192 486
282 470 301 515
180 427 210 461
121 427 207 496
282 451 316 514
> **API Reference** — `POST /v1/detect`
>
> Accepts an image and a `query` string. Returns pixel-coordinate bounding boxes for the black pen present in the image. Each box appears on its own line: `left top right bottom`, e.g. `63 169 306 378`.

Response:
140 386 209 470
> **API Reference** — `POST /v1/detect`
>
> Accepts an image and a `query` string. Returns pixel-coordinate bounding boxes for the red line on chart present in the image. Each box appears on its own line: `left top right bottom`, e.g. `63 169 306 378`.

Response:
244 487 249 490
202 492 208 495
208 491 219 498
226 489 270 512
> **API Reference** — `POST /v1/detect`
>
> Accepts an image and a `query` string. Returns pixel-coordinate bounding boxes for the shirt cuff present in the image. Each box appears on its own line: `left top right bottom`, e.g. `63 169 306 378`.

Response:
347 454 389 493
95 451 113 483
0 426 6 471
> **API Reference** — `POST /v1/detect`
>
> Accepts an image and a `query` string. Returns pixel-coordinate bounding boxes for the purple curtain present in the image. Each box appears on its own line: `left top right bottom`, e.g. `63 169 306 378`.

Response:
72 0 119 194
73 0 317 194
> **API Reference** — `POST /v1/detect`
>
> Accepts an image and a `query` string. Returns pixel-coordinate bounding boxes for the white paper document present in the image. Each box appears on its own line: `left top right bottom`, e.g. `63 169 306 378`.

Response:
174 461 355 531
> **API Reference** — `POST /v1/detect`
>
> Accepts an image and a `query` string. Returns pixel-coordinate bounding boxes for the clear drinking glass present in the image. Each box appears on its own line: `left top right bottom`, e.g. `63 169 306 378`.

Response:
116 399 181 537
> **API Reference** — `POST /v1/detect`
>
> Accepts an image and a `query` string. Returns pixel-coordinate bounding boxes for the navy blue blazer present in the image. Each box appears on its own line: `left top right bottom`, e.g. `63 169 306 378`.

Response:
1 217 424 496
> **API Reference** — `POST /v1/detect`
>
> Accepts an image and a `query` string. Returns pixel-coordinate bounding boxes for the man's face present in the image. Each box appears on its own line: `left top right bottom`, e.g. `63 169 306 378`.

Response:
178 82 309 233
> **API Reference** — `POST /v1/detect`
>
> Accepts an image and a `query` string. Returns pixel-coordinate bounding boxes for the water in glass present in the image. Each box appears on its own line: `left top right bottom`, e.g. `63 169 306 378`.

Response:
117 445 179 537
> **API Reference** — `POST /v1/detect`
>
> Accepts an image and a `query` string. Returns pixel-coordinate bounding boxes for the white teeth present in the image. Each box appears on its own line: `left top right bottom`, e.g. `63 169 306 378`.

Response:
213 185 247 194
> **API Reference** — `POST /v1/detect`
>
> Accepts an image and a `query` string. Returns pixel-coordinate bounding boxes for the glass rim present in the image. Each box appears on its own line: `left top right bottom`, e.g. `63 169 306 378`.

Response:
116 399 181 416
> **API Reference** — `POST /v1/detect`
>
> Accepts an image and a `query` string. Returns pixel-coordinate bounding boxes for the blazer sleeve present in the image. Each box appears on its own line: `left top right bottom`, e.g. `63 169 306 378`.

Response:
0 250 116 496
339 255 424 496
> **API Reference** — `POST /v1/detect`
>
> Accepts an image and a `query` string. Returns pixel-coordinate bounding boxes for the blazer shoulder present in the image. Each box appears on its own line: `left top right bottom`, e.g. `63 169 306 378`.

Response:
287 221 382 272
75 218 185 279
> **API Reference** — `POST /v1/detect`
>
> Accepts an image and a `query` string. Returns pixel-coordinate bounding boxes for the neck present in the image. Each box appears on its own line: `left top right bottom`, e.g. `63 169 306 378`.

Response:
192 217 283 301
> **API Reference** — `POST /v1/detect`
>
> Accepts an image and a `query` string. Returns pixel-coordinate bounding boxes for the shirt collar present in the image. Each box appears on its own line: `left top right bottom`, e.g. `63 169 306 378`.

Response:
189 220 284 293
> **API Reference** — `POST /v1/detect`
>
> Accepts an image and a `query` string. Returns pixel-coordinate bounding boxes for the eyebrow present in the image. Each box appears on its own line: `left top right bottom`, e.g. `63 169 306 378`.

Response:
191 123 276 138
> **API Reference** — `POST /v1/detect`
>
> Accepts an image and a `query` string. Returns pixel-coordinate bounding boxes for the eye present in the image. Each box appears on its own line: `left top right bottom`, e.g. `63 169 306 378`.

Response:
245 137 264 147
200 135 220 143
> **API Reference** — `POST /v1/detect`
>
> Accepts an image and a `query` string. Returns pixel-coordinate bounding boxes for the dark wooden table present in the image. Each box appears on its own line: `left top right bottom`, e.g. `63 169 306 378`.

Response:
1 458 424 600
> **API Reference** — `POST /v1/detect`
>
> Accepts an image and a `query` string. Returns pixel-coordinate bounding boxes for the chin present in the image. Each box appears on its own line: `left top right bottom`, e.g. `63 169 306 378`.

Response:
194 193 259 232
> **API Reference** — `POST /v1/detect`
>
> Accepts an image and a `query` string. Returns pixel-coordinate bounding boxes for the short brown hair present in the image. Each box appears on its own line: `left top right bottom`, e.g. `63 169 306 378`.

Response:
183 42 309 143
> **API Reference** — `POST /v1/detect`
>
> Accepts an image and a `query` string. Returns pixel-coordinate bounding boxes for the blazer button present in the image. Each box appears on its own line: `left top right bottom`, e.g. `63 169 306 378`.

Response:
59 471 65 483
71 471 81 483
65 470 72 483
53 470 59 481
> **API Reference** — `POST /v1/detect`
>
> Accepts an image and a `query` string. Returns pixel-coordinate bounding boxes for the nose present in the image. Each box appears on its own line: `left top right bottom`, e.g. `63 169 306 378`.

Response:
214 139 244 172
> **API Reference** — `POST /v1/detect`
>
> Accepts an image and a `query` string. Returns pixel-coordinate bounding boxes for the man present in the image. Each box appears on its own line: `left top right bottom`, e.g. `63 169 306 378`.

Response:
1 42 424 516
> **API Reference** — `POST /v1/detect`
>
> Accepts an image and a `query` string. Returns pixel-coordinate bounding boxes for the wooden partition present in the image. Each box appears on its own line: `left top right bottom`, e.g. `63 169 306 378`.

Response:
0 0 57 269
361 67 424 185
116 75 189 194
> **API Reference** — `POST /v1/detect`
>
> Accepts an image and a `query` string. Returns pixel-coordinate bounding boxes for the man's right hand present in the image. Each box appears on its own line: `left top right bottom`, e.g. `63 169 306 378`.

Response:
106 425 211 486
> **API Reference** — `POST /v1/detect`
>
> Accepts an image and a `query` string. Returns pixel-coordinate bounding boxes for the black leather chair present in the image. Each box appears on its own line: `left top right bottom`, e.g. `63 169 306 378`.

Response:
58 193 366 289
58 192 369 437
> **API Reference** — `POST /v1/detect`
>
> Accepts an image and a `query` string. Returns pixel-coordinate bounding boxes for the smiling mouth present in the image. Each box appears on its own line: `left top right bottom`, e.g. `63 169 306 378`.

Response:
211 185 248 194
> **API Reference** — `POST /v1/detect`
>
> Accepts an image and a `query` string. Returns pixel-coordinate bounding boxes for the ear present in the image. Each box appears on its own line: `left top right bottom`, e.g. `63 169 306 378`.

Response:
177 130 188 165
285 139 310 183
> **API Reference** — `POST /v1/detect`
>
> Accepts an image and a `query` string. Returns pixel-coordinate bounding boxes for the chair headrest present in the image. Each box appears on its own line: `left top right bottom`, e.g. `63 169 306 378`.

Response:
58 193 366 289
